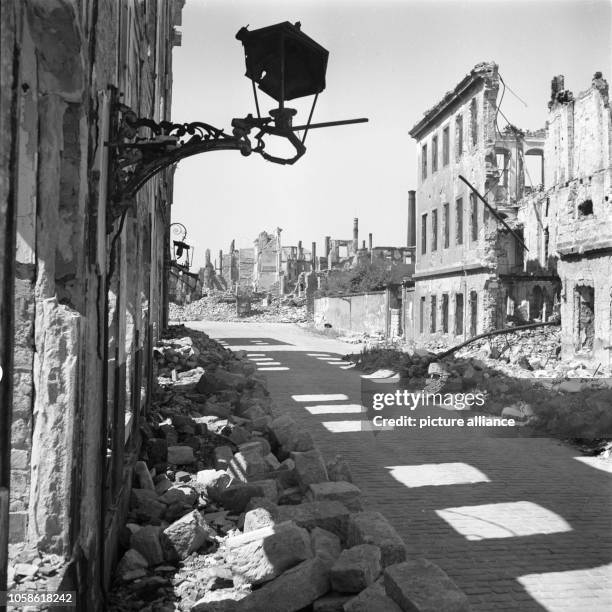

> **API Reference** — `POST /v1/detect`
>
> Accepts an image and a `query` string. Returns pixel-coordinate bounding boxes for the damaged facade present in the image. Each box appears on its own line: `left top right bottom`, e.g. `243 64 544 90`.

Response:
543 73 612 365
202 218 415 300
409 63 611 366
409 62 559 343
1 0 183 607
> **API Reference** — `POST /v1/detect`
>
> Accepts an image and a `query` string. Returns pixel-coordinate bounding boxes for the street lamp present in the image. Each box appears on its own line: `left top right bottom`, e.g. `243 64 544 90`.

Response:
106 21 368 216
170 223 193 269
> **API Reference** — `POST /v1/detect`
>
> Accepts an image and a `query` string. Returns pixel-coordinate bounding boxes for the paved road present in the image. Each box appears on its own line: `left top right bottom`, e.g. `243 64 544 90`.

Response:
190 321 612 611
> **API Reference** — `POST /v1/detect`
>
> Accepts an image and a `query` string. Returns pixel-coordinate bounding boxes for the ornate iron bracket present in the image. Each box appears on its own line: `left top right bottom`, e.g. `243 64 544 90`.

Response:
105 92 307 226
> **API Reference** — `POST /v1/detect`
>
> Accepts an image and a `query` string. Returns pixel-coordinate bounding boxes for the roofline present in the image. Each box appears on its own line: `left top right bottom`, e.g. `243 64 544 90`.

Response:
409 62 499 140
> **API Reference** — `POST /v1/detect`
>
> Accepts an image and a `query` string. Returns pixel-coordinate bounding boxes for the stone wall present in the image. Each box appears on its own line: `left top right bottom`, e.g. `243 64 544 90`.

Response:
314 292 387 336
1 0 184 607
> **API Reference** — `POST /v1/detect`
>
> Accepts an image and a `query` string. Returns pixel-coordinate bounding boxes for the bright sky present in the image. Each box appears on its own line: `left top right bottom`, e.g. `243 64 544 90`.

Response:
171 0 611 269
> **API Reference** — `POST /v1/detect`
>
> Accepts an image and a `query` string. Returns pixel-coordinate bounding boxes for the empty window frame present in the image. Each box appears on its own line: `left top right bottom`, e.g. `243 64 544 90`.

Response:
431 209 438 251
421 143 428 180
442 294 449 333
419 296 426 334
575 285 595 351
578 199 593 216
443 202 450 248
470 98 478 146
421 213 427 254
455 114 463 158
469 291 478 337
430 295 437 333
456 197 464 245
455 293 464 335
470 192 478 242
442 126 450 166
432 134 439 173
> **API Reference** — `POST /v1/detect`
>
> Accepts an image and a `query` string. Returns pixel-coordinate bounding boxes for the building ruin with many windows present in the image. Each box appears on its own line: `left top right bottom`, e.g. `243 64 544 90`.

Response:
408 63 611 366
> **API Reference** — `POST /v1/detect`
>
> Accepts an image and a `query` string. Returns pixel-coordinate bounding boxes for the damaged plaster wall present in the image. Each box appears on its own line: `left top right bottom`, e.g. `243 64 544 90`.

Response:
548 73 612 364
409 62 503 340
4 0 184 607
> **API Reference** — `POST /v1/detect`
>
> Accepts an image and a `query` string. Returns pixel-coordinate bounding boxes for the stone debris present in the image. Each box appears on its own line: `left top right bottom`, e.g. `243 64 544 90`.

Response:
346 511 407 568
101 325 469 612
306 481 363 512
169 292 309 324
384 559 471 612
292 448 329 488
343 577 402 612
330 544 381 593
351 324 612 445
225 521 312 586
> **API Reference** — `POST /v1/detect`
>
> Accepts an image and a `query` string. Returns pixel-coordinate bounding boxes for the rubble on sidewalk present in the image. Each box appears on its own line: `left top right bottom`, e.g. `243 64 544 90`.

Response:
105 324 470 612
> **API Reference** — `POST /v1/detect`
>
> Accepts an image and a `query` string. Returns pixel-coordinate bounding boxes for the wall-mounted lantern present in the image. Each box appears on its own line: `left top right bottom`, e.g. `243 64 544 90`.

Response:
105 21 368 217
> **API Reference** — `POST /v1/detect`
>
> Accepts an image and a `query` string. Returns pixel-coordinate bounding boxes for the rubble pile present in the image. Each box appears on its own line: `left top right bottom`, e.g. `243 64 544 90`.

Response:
169 293 309 324
108 325 470 612
349 324 612 442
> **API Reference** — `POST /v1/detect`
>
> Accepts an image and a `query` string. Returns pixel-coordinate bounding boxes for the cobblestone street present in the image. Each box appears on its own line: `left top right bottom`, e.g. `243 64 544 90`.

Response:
196 321 612 611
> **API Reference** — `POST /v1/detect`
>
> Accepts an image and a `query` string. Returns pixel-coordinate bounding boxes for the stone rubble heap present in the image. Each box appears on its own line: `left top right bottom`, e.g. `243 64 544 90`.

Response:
169 293 309 324
108 325 471 612
350 324 612 441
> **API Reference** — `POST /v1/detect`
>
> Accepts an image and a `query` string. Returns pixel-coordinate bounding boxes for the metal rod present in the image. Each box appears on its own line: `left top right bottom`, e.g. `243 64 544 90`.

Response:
279 34 285 110
434 320 559 361
301 93 319 145
251 81 261 119
458 175 529 252
291 117 369 131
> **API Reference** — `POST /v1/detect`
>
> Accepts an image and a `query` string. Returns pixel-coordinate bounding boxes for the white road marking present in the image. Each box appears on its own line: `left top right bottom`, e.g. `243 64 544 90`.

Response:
292 394 349 402
257 366 290 371
305 404 364 415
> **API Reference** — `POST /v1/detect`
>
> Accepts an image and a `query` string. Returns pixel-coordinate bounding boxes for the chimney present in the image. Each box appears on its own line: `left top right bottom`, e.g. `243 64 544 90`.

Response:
407 190 416 247
368 233 373 252
298 240 303 260
352 218 359 252
311 241 317 268
218 250 223 275
362 240 366 249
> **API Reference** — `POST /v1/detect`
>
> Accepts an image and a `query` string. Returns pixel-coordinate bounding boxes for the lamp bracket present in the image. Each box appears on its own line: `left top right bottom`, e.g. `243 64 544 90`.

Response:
106 98 307 218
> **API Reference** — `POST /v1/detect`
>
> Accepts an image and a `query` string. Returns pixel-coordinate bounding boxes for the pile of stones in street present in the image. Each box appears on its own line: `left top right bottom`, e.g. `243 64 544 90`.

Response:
348 324 612 439
169 293 309 324
108 325 471 612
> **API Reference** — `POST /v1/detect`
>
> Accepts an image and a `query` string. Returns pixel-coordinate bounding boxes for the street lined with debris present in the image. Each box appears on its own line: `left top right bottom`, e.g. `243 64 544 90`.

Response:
195 321 612 611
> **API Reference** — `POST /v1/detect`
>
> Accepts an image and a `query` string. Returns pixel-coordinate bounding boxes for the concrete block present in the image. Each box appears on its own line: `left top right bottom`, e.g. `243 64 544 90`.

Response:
291 449 329 488
343 578 402 612
167 445 195 465
346 511 406 568
310 527 342 568
226 520 312 586
235 557 330 612
131 525 164 566
305 481 362 511
163 509 214 560
277 501 350 541
330 544 381 593
384 559 471 612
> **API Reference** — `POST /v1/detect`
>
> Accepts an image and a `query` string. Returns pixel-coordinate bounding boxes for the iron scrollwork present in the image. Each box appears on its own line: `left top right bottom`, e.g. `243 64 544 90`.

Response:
106 96 307 225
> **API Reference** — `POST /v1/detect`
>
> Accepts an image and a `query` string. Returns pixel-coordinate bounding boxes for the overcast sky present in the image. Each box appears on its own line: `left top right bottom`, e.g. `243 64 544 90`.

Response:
171 0 611 269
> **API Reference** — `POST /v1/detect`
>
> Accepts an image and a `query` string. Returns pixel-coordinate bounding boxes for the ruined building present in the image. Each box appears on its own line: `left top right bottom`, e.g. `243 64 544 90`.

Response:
409 62 559 342
542 73 611 364
0 0 183 607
